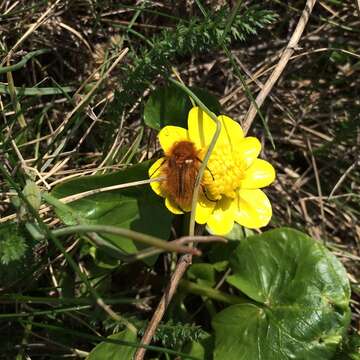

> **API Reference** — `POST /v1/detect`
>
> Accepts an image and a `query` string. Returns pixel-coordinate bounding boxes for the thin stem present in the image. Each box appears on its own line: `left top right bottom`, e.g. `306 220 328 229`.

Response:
135 76 222 360
0 49 50 74
0 83 76 96
0 305 91 319
222 0 244 41
179 279 247 305
0 294 141 306
125 235 226 262
242 0 318 133
168 78 221 237
51 224 201 256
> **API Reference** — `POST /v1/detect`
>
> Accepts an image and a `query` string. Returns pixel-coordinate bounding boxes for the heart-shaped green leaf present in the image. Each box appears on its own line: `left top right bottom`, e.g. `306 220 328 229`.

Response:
52 162 173 258
212 228 351 360
143 84 221 130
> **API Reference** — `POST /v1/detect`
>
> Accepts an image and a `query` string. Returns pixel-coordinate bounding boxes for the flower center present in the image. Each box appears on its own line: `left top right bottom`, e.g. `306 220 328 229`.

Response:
202 144 245 199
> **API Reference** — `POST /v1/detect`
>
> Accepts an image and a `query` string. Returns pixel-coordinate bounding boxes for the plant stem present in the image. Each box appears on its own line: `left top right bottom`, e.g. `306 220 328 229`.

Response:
135 56 222 360
0 49 50 74
179 279 247 305
52 224 201 256
168 78 221 237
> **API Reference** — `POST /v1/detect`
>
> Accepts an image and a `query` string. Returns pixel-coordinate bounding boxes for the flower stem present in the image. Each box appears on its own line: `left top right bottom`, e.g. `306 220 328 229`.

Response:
168 78 221 237
52 224 201 256
179 279 248 305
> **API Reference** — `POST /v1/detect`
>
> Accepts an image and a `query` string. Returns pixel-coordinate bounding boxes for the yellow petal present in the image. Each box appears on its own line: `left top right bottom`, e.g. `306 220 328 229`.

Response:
188 107 244 149
234 189 272 229
149 158 165 178
195 192 216 224
206 197 236 235
237 137 261 169
217 114 244 150
158 126 189 154
188 107 216 149
165 197 183 215
148 158 166 197
241 159 276 189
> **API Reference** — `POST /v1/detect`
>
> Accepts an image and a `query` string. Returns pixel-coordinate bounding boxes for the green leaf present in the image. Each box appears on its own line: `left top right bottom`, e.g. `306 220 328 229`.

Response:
0 223 27 265
51 162 173 259
87 329 137 360
220 223 254 241
89 246 120 269
188 263 216 287
149 321 208 350
330 50 349 65
183 332 214 360
22 180 41 212
208 241 238 266
0 222 38 287
212 228 351 360
191 87 222 116
143 84 221 130
334 333 360 360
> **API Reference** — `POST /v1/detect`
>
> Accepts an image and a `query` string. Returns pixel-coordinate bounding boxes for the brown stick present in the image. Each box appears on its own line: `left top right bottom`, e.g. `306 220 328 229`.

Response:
135 2 318 359
134 254 191 359
242 0 318 134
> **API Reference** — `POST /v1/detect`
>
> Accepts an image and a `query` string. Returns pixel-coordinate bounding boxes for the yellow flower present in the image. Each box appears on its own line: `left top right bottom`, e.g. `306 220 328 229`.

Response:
148 107 276 235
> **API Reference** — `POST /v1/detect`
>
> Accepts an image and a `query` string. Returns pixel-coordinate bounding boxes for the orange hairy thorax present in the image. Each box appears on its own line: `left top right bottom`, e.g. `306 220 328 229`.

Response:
162 141 201 209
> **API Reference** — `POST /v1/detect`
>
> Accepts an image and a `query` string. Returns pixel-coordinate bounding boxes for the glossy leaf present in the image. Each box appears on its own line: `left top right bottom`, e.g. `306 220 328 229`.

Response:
143 84 221 130
87 329 137 360
52 162 173 257
212 228 351 360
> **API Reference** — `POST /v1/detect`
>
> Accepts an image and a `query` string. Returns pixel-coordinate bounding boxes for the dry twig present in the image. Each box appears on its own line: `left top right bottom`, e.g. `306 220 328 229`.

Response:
242 0 318 134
